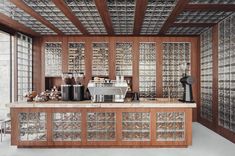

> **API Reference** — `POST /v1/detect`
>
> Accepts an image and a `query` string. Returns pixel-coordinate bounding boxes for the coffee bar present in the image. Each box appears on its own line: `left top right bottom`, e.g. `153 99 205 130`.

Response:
0 0 235 153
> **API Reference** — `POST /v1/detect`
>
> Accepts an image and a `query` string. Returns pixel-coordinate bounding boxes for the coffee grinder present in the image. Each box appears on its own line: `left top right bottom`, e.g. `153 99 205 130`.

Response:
179 62 194 103
73 72 85 101
61 72 73 101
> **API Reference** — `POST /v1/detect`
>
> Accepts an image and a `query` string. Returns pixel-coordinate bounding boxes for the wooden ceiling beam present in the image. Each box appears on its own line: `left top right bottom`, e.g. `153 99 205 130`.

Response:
159 0 190 35
94 0 114 35
52 0 89 35
184 4 235 11
0 13 40 37
172 23 215 27
133 0 148 35
10 0 63 35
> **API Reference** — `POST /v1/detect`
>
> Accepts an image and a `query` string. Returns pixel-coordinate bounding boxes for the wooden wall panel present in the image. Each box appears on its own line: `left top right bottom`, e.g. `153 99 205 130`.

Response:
35 36 199 121
32 37 42 93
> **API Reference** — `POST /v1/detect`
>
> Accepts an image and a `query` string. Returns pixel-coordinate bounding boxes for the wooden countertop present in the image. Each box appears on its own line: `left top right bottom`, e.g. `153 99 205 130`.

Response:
7 98 196 108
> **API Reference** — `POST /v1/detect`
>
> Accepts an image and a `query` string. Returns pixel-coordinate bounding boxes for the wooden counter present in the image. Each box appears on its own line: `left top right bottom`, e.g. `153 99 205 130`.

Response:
8 99 196 148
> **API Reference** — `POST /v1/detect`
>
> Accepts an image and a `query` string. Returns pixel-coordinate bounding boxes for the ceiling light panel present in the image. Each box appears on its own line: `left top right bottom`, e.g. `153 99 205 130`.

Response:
0 0 56 35
141 0 178 35
65 0 107 35
23 0 81 35
176 11 232 23
166 27 208 35
107 0 135 35
190 0 235 4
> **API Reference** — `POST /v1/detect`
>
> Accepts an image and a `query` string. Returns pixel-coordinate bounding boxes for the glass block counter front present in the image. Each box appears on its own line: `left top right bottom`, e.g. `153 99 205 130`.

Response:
53 112 81 141
156 112 185 141
122 112 150 141
19 112 46 141
87 112 116 141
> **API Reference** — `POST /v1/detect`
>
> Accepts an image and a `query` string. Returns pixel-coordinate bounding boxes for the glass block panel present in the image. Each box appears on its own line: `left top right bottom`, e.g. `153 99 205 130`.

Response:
22 0 81 35
156 112 185 141
116 42 132 76
141 0 178 34
200 28 213 121
190 0 235 4
218 13 235 133
107 0 135 34
68 42 85 73
162 42 191 98
92 43 109 76
87 112 116 141
167 27 208 35
0 0 56 35
19 112 47 141
65 0 107 34
53 112 82 141
139 43 156 98
122 112 150 141
176 11 232 23
17 33 33 101
45 42 62 77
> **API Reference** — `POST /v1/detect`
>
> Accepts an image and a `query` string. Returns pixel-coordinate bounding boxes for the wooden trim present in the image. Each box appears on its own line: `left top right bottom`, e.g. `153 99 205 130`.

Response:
10 0 63 35
132 37 139 92
0 13 40 37
159 0 190 35
52 0 89 35
184 4 235 11
0 24 16 35
62 37 68 72
156 38 163 97
94 0 114 35
172 23 215 27
133 0 148 35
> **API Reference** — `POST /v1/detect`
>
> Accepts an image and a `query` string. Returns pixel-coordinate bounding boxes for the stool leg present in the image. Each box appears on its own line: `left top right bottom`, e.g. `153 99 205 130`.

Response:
1 124 2 142
4 122 6 136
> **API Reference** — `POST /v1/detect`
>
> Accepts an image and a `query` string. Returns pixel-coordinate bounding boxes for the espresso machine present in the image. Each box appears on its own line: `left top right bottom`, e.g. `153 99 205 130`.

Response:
179 62 194 102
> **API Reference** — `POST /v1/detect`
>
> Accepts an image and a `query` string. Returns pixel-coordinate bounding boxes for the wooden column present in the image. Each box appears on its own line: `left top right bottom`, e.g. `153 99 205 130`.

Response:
84 39 92 85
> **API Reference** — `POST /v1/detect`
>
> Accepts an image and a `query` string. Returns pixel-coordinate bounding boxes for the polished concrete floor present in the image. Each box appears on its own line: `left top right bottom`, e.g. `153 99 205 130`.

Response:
0 123 234 156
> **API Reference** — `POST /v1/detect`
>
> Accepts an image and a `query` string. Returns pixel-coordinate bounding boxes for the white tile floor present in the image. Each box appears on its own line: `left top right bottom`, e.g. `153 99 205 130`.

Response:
0 123 234 156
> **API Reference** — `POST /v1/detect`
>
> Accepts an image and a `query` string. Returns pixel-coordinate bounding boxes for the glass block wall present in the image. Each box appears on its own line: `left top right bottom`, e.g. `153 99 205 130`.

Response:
44 42 62 77
92 42 109 76
68 42 85 73
116 42 132 76
218 13 235 132
17 33 32 101
162 42 191 99
139 43 156 98
200 28 213 121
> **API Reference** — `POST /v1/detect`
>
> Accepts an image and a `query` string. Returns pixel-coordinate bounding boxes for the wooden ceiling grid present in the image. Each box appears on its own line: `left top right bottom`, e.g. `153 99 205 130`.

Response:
0 0 234 36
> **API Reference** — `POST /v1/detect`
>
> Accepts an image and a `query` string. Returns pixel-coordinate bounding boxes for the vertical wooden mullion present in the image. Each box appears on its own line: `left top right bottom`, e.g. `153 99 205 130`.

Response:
84 39 92 85
47 109 53 146
116 111 122 145
156 39 163 98
109 38 116 80
150 109 156 145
